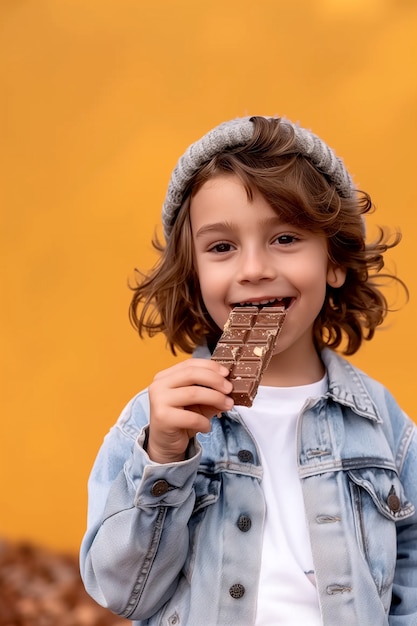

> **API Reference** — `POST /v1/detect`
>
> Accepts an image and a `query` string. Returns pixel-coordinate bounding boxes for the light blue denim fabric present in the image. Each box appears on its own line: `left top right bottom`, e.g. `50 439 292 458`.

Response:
80 348 417 625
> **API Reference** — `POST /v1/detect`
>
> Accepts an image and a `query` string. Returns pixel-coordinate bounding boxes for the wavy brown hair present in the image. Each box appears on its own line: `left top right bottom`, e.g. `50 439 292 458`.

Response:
129 117 407 355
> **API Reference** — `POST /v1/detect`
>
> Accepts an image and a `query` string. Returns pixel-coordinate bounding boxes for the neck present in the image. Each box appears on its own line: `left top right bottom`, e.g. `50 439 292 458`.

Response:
261 343 325 388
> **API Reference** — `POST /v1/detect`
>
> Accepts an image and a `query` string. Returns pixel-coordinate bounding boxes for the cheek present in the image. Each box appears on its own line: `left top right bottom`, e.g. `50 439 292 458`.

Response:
197 260 228 293
293 257 330 303
196 271 222 314
292 255 328 285
196 267 215 296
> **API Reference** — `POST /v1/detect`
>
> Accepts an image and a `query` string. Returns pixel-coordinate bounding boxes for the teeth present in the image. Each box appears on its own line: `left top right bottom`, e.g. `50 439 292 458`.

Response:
239 298 278 306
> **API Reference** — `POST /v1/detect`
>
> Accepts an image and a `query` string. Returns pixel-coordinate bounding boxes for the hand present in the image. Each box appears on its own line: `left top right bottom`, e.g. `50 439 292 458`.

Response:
147 359 234 463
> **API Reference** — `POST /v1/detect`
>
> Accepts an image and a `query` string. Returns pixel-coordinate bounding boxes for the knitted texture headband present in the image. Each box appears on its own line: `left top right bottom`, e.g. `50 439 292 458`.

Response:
162 116 355 239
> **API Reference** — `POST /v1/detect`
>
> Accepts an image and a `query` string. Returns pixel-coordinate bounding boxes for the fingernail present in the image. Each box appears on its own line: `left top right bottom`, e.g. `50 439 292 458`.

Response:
225 397 234 409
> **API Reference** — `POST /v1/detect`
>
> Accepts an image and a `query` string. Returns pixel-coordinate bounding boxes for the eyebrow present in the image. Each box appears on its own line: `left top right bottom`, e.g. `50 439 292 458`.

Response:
195 222 235 238
194 216 284 239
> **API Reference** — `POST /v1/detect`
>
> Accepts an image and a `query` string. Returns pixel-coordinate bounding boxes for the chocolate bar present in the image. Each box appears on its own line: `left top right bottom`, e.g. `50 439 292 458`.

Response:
211 306 286 407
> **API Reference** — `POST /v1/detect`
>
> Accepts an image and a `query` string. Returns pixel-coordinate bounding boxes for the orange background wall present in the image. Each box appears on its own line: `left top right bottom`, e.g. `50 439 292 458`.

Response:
1 1 416 554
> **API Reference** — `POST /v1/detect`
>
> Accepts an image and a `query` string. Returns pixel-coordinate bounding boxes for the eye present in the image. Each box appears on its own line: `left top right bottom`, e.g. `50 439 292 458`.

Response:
209 241 235 253
273 233 299 246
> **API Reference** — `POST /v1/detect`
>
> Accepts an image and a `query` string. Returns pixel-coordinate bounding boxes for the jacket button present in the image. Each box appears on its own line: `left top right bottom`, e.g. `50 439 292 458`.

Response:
237 449 254 463
151 479 170 496
229 583 245 599
237 514 252 532
387 486 401 513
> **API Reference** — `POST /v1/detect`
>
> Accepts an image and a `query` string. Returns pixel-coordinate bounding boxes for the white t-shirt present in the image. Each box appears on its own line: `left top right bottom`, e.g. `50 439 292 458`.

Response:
238 378 326 625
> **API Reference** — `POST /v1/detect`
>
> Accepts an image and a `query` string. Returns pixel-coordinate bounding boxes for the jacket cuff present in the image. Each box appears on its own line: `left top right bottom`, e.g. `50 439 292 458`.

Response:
126 426 202 508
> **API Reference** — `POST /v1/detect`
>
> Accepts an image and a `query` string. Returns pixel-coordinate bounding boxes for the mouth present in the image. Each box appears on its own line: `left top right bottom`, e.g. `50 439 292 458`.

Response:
233 297 294 310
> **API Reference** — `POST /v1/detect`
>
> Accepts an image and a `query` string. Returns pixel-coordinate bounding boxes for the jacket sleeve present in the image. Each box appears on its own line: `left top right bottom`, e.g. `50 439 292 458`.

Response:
79 393 202 620
389 421 417 624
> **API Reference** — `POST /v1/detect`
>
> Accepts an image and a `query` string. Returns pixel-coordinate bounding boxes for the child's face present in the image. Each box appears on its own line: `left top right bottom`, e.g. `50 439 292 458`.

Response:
190 174 345 357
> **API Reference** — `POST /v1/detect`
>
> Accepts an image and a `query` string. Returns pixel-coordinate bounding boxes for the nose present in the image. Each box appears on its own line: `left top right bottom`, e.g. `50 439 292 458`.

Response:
236 246 276 283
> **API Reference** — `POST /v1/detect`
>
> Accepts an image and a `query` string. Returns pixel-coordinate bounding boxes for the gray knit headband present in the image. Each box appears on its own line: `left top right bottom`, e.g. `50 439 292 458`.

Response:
162 116 355 239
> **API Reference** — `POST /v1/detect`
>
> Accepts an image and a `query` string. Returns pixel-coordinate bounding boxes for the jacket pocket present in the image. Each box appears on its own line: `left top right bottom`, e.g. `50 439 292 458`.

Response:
347 467 415 599
348 467 415 521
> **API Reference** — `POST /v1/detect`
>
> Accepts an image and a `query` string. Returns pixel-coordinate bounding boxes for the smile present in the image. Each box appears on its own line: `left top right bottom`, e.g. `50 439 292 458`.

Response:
233 297 293 310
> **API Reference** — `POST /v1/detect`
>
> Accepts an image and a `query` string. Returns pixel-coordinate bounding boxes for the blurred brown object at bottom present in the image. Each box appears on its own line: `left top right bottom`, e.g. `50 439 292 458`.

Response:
0 539 128 626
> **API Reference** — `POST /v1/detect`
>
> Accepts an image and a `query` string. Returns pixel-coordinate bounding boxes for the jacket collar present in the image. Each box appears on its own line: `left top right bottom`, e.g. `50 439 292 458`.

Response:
192 344 382 424
321 348 382 423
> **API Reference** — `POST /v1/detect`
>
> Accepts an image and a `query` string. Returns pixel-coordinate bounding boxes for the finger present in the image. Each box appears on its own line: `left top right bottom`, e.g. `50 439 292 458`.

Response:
150 368 233 398
182 385 234 410
187 404 233 420
151 405 213 436
153 359 231 383
152 385 233 415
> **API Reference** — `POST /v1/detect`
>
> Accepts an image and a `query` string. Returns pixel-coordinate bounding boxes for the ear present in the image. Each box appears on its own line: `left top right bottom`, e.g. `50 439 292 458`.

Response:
327 264 346 288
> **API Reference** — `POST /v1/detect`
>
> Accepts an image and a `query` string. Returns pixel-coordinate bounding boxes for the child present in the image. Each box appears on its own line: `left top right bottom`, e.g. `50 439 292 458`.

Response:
80 116 417 625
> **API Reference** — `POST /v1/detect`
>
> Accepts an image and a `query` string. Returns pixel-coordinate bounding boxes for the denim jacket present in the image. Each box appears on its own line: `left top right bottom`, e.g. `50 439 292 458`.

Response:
80 348 417 625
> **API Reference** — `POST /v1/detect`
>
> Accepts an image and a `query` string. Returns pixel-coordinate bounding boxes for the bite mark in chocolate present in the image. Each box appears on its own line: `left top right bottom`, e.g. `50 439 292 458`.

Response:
211 306 286 407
